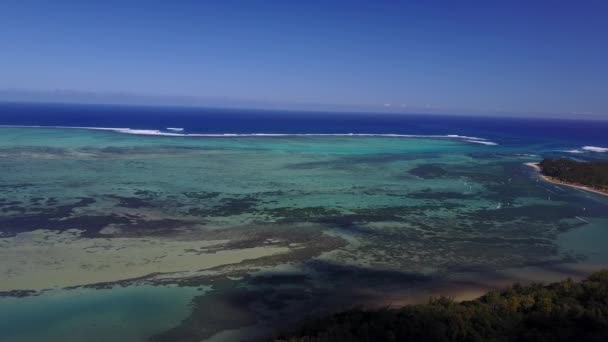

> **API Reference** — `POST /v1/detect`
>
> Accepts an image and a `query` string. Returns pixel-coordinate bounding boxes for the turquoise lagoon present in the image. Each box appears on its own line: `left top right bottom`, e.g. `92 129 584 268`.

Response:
1 127 607 341
0 286 205 342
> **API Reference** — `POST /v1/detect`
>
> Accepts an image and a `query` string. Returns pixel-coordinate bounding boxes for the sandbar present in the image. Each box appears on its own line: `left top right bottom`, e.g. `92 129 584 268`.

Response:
0 229 289 292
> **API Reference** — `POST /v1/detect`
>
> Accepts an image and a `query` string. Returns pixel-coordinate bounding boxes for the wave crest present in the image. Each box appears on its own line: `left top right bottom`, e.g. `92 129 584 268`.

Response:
0 125 498 145
582 146 608 153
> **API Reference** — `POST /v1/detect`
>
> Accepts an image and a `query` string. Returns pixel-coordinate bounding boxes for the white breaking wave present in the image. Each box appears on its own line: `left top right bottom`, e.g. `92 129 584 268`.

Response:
582 146 608 153
446 134 486 141
166 127 184 132
0 125 498 145
561 146 608 154
463 140 498 146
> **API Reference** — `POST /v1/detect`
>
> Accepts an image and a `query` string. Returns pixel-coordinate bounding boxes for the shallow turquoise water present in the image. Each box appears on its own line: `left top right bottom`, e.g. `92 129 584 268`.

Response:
0 286 205 342
1 127 607 341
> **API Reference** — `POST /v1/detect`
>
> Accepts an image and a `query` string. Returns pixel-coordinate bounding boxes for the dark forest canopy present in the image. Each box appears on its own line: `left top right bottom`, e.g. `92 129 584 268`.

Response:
539 158 608 191
278 270 608 342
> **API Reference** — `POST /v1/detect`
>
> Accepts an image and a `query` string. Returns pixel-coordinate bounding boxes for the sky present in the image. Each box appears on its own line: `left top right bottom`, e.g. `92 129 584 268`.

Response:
0 1 607 117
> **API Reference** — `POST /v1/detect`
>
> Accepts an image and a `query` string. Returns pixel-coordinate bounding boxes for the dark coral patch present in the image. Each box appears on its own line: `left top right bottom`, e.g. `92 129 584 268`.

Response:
408 164 448 179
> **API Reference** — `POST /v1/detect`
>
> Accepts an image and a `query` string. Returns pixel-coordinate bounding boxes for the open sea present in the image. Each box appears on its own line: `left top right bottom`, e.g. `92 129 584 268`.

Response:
1 102 607 341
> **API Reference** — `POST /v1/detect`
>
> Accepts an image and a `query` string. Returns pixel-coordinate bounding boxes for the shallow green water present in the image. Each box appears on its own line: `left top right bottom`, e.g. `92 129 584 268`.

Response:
1 127 607 341
0 286 206 342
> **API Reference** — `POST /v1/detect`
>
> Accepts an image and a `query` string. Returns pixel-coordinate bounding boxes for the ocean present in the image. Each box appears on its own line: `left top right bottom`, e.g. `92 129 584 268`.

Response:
0 102 607 341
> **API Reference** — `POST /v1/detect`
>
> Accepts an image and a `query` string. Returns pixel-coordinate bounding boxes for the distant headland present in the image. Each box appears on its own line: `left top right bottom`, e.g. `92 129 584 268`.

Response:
526 158 608 197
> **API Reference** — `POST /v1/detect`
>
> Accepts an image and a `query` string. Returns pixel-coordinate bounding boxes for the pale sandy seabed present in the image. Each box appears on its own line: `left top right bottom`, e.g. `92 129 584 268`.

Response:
0 229 289 291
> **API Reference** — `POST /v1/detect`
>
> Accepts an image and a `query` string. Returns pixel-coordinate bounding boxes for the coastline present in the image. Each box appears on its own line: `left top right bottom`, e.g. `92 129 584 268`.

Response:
525 162 608 197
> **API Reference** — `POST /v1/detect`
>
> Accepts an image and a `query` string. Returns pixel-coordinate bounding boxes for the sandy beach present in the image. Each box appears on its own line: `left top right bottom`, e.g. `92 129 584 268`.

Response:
525 162 608 197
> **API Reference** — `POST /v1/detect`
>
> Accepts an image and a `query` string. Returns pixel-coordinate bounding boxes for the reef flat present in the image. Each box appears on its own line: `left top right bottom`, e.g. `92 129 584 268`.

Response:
1 127 607 341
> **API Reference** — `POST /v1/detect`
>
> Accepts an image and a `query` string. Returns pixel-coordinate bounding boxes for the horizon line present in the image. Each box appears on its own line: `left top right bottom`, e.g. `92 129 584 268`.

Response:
0 88 606 121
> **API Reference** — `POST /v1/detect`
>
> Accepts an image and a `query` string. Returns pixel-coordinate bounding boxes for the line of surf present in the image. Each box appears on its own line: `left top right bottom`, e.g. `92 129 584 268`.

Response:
0 125 498 145
563 146 608 154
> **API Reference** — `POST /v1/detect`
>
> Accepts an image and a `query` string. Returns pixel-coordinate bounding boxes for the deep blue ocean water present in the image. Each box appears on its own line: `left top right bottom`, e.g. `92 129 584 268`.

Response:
1 102 607 151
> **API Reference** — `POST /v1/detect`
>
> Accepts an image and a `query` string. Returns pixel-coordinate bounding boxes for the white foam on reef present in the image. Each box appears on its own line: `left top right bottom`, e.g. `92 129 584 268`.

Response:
445 134 497 145
0 125 498 145
446 134 486 141
564 149 585 154
582 146 608 153
166 127 184 132
111 128 186 136
463 140 498 146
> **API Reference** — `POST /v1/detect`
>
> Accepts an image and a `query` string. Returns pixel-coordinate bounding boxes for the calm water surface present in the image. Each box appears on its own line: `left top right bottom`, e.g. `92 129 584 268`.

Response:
1 103 607 341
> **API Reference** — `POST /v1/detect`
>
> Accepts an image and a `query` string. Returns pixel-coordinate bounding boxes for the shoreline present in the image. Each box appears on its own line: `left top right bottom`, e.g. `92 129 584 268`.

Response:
525 162 608 197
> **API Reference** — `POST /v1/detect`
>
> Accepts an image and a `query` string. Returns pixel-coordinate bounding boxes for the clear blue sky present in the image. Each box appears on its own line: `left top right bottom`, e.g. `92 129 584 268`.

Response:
1 1 607 116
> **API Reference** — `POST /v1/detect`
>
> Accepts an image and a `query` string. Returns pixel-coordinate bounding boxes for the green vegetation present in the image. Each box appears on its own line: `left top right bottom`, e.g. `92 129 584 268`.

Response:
278 271 608 342
540 158 608 192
